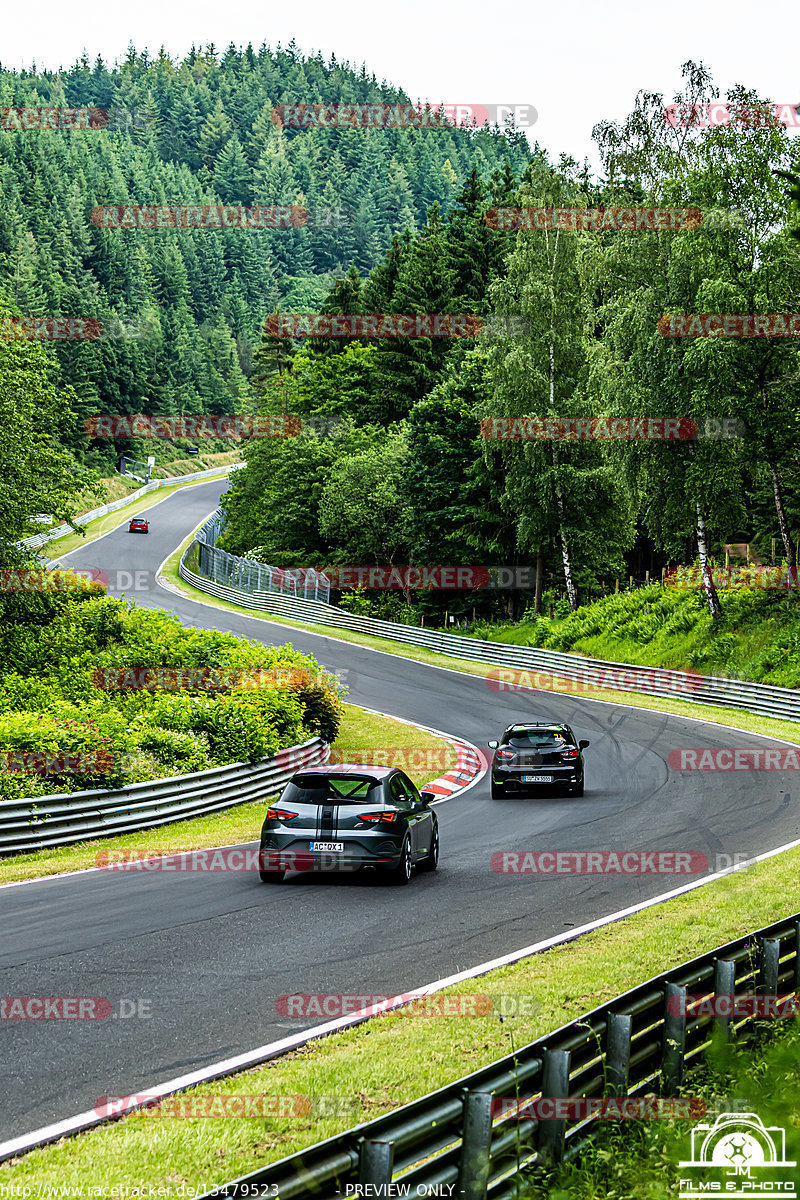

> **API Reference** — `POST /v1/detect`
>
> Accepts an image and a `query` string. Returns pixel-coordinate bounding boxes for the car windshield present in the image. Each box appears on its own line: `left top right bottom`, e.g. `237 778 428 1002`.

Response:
286 776 383 804
505 729 572 747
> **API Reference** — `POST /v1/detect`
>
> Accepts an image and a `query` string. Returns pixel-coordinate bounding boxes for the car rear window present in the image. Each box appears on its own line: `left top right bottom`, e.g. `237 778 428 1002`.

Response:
506 730 573 747
285 776 383 804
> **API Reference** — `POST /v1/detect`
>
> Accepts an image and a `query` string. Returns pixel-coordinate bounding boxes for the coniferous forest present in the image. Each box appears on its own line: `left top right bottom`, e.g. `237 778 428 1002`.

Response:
1 49 799 635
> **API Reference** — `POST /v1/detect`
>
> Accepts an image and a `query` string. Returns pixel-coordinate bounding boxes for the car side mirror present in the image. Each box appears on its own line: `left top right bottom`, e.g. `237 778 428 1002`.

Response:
487 740 498 749
579 740 590 750
419 791 436 805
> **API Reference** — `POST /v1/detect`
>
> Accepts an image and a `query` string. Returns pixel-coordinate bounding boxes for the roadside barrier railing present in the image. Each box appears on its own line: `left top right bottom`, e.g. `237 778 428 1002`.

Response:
0 737 326 854
206 910 800 1199
180 513 800 725
18 464 240 551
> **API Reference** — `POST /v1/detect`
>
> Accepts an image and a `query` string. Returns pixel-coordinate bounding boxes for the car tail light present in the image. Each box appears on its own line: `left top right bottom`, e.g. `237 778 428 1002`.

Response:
560 748 580 760
358 811 397 824
265 807 298 821
496 748 516 760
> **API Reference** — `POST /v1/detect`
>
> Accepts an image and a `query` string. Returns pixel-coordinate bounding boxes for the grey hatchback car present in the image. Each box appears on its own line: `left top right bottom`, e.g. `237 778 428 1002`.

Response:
258 765 439 885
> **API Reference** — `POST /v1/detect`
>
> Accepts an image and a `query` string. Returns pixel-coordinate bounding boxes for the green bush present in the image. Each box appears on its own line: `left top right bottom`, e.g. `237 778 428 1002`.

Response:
131 728 213 774
0 586 344 800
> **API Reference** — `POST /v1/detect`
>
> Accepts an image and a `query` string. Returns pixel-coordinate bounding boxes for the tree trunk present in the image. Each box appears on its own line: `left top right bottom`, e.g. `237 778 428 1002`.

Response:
765 445 797 587
534 543 543 614
552 445 578 610
547 240 578 612
761 383 796 587
696 504 722 619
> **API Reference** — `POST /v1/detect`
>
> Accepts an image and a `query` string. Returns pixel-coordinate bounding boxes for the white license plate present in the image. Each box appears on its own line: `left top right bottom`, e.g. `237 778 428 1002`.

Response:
309 841 344 852
522 775 553 783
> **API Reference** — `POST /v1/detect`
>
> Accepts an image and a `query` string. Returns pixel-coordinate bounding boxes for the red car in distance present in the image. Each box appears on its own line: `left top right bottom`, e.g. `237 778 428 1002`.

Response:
128 518 149 534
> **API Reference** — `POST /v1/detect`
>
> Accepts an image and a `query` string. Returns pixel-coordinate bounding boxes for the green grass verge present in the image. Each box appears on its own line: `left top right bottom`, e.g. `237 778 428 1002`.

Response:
4 545 797 1190
0 705 454 886
4 844 800 1190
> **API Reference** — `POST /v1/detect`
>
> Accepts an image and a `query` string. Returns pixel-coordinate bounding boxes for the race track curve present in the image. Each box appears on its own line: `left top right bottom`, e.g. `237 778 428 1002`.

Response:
2 479 798 1142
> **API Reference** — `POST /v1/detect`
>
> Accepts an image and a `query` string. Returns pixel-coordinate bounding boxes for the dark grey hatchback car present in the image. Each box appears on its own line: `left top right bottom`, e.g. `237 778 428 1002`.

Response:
258 765 439 885
489 723 589 798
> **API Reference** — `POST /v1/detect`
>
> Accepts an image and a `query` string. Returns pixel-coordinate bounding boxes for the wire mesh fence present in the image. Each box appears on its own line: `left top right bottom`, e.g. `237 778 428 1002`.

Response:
194 512 330 602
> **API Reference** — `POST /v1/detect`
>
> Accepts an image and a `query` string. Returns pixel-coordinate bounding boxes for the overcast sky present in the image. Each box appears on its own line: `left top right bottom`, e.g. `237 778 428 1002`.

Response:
5 0 799 170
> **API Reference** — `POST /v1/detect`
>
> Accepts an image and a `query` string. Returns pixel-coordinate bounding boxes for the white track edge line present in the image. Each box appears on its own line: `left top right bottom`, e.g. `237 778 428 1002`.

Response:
53 479 231 562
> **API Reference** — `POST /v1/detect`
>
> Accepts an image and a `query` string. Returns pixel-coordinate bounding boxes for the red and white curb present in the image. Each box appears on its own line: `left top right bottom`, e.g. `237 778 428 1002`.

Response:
353 706 486 800
424 740 485 797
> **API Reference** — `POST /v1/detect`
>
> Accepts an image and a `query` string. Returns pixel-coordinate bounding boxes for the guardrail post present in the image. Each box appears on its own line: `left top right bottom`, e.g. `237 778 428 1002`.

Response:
663 983 687 1094
794 921 800 993
458 1091 493 1200
714 959 736 1040
537 1048 570 1164
606 1013 632 1093
359 1139 394 1188
761 937 781 998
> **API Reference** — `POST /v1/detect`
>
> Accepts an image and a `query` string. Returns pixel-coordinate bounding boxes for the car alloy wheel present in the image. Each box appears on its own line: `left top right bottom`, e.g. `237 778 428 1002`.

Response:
387 838 412 885
258 847 286 883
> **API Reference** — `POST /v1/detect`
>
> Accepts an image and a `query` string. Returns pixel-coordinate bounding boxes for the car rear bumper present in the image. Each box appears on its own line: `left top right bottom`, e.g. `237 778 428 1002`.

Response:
259 837 401 873
492 766 581 790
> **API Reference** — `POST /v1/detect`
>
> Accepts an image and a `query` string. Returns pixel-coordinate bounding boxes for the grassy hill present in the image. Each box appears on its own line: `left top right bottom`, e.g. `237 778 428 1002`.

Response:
470 585 800 688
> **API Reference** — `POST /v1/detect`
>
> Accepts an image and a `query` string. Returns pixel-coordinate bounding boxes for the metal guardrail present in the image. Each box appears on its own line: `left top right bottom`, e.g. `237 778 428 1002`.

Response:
180 514 800 725
208 910 800 1199
192 511 330 602
18 464 240 550
0 738 326 854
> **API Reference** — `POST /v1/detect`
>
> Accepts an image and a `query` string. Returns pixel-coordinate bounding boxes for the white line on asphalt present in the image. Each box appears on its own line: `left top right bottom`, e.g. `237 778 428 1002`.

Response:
157 562 800 747
53 480 229 562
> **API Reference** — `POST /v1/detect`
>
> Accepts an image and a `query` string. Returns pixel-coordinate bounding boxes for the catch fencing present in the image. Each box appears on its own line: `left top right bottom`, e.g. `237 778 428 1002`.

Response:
181 512 800 725
192 512 331 602
207 910 800 1198
0 738 326 854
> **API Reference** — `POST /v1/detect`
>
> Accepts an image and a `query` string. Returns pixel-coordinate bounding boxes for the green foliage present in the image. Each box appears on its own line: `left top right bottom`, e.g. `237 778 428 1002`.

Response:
318 429 411 567
0 590 342 799
468 583 800 686
0 310 102 560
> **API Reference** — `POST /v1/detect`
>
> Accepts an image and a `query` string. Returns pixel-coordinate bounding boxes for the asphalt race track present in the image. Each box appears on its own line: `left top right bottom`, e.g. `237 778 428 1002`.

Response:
2 479 799 1142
